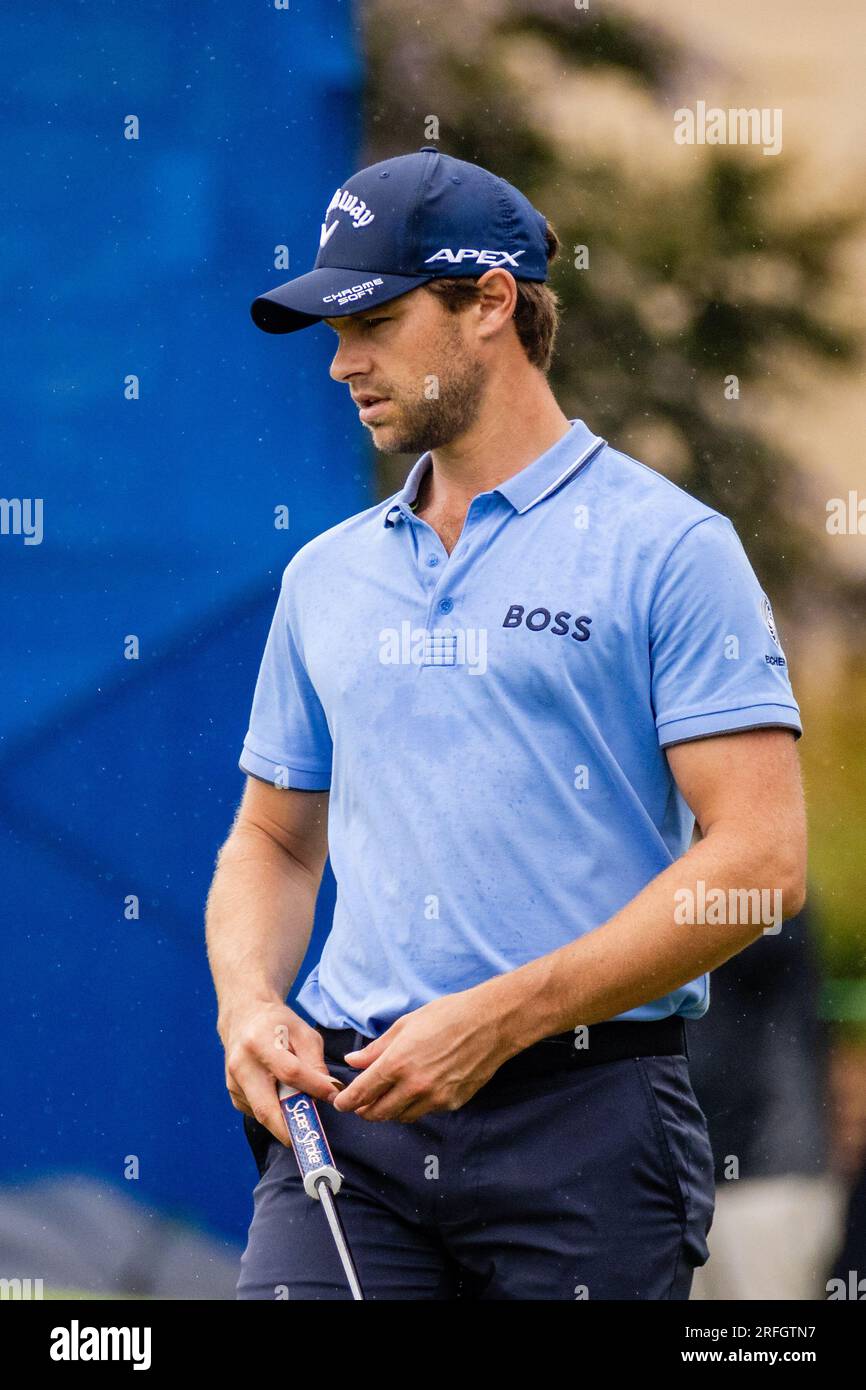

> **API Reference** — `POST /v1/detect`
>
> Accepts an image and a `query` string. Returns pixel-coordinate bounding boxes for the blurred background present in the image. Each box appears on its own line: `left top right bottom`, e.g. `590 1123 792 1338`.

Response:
1 0 864 1299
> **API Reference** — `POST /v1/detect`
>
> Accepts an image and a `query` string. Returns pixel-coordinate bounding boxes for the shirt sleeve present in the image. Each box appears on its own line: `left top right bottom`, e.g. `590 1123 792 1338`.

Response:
649 513 802 748
238 564 333 788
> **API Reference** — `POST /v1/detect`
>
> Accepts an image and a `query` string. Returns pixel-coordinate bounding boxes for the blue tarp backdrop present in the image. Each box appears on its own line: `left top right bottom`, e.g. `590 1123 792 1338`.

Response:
1 1 368 1244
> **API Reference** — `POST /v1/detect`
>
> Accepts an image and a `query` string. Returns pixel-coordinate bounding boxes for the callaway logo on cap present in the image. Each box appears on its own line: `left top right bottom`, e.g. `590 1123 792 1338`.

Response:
250 146 550 335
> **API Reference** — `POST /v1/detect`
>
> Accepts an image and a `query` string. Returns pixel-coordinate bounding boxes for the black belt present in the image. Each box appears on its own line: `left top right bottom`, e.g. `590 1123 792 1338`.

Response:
316 1016 687 1091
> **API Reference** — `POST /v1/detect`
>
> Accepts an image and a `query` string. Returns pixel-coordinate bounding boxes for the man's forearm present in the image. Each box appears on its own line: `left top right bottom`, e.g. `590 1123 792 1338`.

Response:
205 823 320 1041
479 827 805 1055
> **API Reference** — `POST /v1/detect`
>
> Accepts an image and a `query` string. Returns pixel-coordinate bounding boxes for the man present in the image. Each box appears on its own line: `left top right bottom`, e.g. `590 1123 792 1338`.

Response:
206 147 807 1300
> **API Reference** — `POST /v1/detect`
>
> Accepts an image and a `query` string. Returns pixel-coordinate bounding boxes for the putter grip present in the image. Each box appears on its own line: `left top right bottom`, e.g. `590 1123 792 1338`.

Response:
278 1082 344 1200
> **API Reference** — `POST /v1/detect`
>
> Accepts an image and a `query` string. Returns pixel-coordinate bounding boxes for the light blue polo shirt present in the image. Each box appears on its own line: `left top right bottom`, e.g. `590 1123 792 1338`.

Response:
239 418 802 1036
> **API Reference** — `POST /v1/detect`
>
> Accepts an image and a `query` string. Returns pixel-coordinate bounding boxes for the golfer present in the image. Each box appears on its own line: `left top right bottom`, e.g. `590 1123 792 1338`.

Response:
206 147 807 1300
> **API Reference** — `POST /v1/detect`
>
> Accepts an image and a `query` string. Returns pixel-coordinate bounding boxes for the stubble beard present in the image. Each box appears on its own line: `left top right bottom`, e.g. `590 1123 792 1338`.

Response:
367 336 489 456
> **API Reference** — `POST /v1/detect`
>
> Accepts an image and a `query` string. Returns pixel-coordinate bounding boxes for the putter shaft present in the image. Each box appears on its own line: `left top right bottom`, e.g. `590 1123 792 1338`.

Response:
317 1178 364 1300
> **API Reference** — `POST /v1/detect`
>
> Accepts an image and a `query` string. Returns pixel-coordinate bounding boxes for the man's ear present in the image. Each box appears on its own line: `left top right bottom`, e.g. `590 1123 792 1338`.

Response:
475 269 518 337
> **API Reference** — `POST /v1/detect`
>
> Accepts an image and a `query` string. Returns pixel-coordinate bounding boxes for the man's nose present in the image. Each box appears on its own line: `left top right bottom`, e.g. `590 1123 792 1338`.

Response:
329 337 371 383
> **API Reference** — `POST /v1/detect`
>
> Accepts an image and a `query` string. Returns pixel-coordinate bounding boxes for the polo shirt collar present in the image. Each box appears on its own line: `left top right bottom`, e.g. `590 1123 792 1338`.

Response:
382 418 605 527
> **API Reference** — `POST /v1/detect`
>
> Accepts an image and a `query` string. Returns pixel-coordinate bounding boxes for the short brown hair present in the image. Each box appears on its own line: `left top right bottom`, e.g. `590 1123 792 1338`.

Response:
421 221 561 372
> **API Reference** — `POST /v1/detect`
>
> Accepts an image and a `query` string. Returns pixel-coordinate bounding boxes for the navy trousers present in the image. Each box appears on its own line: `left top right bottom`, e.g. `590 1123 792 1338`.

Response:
237 1019 715 1300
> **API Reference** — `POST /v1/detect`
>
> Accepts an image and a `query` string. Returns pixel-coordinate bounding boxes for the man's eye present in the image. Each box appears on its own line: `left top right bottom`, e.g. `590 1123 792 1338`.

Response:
362 317 390 330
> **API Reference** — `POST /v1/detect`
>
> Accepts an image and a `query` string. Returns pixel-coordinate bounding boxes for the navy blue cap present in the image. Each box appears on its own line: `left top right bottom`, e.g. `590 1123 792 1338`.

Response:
251 147 550 334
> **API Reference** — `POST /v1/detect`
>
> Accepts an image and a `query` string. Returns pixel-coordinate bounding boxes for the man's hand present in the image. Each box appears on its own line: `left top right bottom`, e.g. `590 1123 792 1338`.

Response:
331 990 513 1124
221 1000 342 1145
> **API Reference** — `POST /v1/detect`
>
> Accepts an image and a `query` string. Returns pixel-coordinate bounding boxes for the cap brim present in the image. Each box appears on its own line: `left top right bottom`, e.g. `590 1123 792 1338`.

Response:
250 266 434 334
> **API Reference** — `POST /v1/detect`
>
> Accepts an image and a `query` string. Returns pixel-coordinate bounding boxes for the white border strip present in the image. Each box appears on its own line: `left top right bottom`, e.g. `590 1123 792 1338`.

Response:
516 436 606 513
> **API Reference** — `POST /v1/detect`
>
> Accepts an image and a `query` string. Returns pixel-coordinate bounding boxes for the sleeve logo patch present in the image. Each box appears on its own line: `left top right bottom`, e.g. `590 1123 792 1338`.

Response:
761 594 781 648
